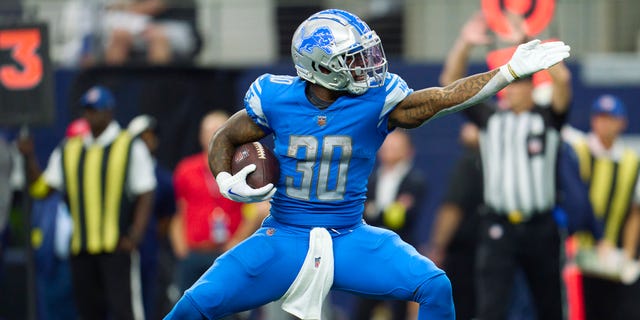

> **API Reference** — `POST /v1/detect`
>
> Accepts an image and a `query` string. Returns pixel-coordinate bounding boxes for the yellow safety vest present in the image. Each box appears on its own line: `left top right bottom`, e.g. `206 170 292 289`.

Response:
62 131 133 255
572 138 640 247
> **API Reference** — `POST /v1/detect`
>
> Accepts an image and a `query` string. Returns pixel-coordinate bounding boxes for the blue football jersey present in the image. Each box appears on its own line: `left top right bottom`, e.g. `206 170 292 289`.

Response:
245 73 412 227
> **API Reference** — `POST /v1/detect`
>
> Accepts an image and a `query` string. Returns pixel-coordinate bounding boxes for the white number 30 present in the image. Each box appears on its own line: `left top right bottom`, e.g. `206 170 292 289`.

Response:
286 135 352 201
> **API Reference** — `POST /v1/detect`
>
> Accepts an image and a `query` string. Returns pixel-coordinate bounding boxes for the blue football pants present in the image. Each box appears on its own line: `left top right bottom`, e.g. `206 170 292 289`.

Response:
165 216 454 320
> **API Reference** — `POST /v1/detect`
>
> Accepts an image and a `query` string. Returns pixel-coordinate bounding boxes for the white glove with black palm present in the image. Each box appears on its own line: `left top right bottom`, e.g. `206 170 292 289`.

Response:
216 164 276 203
500 39 571 82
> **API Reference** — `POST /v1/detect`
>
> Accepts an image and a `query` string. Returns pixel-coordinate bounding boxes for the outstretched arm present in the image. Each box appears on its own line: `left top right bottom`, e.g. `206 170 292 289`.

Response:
389 39 570 129
390 69 501 128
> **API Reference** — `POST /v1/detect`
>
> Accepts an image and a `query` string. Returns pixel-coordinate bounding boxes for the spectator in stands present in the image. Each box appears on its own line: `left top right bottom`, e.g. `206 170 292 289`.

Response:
355 129 427 320
103 0 201 65
17 85 156 320
128 114 177 319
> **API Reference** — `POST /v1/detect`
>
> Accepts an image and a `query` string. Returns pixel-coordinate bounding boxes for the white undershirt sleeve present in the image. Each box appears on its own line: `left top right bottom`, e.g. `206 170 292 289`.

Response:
43 147 64 191
127 139 157 196
427 71 511 124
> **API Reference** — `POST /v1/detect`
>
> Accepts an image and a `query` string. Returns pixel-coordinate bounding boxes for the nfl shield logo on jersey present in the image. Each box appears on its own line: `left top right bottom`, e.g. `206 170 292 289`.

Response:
528 137 543 155
317 115 327 126
315 256 321 268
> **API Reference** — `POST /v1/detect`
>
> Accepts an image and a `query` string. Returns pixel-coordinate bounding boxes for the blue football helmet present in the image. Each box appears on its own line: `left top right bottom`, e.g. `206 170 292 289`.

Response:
291 9 388 95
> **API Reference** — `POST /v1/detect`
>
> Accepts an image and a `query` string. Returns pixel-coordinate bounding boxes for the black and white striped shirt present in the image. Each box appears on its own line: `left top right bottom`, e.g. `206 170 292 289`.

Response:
465 103 566 219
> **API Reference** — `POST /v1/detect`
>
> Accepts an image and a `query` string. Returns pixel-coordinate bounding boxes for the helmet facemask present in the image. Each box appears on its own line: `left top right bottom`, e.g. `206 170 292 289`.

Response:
339 33 387 94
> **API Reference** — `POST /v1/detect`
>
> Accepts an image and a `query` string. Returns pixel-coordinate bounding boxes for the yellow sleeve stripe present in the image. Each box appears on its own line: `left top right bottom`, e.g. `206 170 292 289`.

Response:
590 158 614 218
63 136 84 255
572 140 592 181
604 150 639 244
103 132 132 252
83 145 104 254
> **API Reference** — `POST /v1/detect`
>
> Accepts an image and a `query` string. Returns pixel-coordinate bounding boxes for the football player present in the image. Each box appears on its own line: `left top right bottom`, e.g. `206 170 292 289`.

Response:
165 9 570 320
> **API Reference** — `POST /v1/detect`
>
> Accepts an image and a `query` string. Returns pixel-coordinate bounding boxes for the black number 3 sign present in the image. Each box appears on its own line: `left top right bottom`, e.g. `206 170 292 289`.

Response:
0 28 43 89
0 24 54 126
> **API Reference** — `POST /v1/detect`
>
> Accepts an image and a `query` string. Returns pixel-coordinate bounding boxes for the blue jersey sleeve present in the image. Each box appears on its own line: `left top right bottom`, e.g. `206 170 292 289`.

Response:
377 73 412 132
244 74 274 134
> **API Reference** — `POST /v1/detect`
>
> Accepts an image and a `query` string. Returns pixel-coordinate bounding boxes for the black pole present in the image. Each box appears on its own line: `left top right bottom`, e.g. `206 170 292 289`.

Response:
20 125 37 320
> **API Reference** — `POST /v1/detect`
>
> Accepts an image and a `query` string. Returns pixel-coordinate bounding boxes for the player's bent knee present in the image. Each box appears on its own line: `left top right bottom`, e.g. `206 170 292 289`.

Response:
415 273 454 319
164 295 205 320
430 273 452 296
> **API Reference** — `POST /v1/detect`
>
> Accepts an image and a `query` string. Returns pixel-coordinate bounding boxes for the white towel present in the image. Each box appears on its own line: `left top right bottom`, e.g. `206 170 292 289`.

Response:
280 227 334 320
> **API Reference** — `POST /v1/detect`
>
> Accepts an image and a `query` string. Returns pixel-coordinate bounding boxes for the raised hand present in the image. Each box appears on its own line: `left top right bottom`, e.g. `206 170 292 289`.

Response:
500 39 571 82
502 12 528 44
461 12 492 46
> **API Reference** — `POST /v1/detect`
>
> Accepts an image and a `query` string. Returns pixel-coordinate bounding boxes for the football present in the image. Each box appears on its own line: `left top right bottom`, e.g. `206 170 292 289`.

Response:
231 142 280 189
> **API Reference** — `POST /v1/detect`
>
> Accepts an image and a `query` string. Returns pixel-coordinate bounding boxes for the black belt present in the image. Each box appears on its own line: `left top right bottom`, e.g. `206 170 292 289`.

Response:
482 207 552 225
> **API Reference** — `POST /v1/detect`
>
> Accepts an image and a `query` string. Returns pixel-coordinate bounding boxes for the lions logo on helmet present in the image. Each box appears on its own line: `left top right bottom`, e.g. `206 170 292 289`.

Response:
298 26 335 55
291 9 388 95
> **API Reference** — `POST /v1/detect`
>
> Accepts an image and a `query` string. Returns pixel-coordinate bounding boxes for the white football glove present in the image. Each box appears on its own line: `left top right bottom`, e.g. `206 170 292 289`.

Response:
500 39 571 82
216 164 276 203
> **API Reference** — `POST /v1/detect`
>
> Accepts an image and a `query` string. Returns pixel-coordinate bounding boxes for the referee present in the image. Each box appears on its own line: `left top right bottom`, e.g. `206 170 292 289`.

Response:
440 14 572 320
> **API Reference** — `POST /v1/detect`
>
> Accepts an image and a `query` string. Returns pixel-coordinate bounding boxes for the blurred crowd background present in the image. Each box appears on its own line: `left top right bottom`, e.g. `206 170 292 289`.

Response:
8 0 640 66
